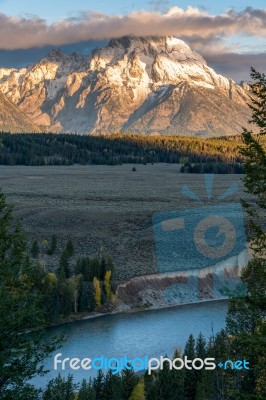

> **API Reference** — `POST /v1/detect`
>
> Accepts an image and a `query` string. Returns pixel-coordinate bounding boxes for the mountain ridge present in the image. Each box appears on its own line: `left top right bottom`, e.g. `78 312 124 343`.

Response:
0 36 252 136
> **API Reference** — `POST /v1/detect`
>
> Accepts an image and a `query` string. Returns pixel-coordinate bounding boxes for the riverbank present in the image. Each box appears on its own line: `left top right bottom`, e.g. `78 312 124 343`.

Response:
48 297 228 328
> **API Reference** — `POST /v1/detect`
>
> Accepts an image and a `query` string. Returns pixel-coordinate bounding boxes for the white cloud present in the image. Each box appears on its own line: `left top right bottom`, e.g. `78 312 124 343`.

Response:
0 7 265 51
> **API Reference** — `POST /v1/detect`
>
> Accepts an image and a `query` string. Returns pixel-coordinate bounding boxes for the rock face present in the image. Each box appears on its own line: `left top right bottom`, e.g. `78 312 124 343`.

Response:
0 90 40 133
0 36 252 136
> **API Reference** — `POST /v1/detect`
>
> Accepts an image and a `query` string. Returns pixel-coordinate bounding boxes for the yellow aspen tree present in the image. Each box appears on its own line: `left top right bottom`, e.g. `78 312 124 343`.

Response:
68 276 79 313
93 277 101 308
104 270 112 300
109 291 115 304
129 381 145 400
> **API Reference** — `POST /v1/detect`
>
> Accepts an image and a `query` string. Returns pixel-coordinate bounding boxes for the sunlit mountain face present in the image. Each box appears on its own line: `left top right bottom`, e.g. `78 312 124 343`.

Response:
0 36 253 136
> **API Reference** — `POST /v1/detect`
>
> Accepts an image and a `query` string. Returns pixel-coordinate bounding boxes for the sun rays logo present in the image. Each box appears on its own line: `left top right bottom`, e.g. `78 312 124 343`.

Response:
152 175 248 300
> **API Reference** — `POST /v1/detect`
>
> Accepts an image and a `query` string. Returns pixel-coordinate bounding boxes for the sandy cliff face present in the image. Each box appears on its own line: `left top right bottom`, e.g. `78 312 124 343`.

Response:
115 251 247 309
0 36 252 136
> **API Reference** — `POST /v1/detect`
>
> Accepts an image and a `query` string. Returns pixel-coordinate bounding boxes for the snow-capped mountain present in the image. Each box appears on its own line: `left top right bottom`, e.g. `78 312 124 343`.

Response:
0 36 252 136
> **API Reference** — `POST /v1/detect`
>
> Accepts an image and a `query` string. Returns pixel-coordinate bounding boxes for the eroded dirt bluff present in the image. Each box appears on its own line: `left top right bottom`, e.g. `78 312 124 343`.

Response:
0 36 252 136
115 251 247 309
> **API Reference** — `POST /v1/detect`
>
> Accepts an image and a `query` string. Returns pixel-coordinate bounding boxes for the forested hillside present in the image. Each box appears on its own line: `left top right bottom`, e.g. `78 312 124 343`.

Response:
1 133 263 173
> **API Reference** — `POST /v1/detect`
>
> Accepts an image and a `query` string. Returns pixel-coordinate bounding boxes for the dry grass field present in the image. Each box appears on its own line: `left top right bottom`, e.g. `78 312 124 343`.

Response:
0 164 249 281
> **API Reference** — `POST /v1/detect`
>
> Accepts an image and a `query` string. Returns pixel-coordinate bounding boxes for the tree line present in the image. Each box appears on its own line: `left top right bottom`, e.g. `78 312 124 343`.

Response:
180 161 245 174
0 131 258 170
39 329 259 400
30 236 115 322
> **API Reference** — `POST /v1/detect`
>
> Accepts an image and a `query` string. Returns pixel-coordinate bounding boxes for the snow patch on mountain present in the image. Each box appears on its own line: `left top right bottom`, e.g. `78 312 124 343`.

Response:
0 36 252 136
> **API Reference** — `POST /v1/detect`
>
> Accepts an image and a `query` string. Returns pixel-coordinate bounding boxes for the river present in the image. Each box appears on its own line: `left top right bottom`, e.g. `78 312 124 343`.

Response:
32 300 228 387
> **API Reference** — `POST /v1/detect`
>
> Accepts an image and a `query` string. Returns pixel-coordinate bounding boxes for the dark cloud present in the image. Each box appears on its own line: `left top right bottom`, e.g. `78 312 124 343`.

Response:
179 34 230 54
0 40 107 68
204 52 266 82
0 6 265 82
0 7 265 50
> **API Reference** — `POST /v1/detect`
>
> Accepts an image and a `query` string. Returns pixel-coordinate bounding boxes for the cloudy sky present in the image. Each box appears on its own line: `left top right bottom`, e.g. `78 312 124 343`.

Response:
0 0 265 81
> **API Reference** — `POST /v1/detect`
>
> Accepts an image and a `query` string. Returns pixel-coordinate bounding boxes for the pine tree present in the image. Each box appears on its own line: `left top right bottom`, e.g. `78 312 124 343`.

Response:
102 370 123 400
195 333 206 359
0 190 59 399
146 359 181 400
93 370 105 399
42 374 76 400
78 278 88 312
144 371 156 400
121 367 138 399
47 234 57 255
193 333 207 397
100 256 107 280
171 349 185 400
42 272 60 321
58 280 74 316
58 250 70 279
77 379 96 400
91 257 100 280
31 239 39 258
212 330 234 400
195 370 216 400
65 239 74 258
226 68 266 399
183 335 197 400
88 287 96 311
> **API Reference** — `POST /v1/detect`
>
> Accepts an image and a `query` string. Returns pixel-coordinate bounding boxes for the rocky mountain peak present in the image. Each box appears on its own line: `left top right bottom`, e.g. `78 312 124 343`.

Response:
46 48 65 61
43 48 87 68
0 35 253 136
107 35 205 64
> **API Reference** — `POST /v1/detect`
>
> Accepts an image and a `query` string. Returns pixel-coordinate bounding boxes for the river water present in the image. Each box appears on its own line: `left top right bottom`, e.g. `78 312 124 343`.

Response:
32 300 228 387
